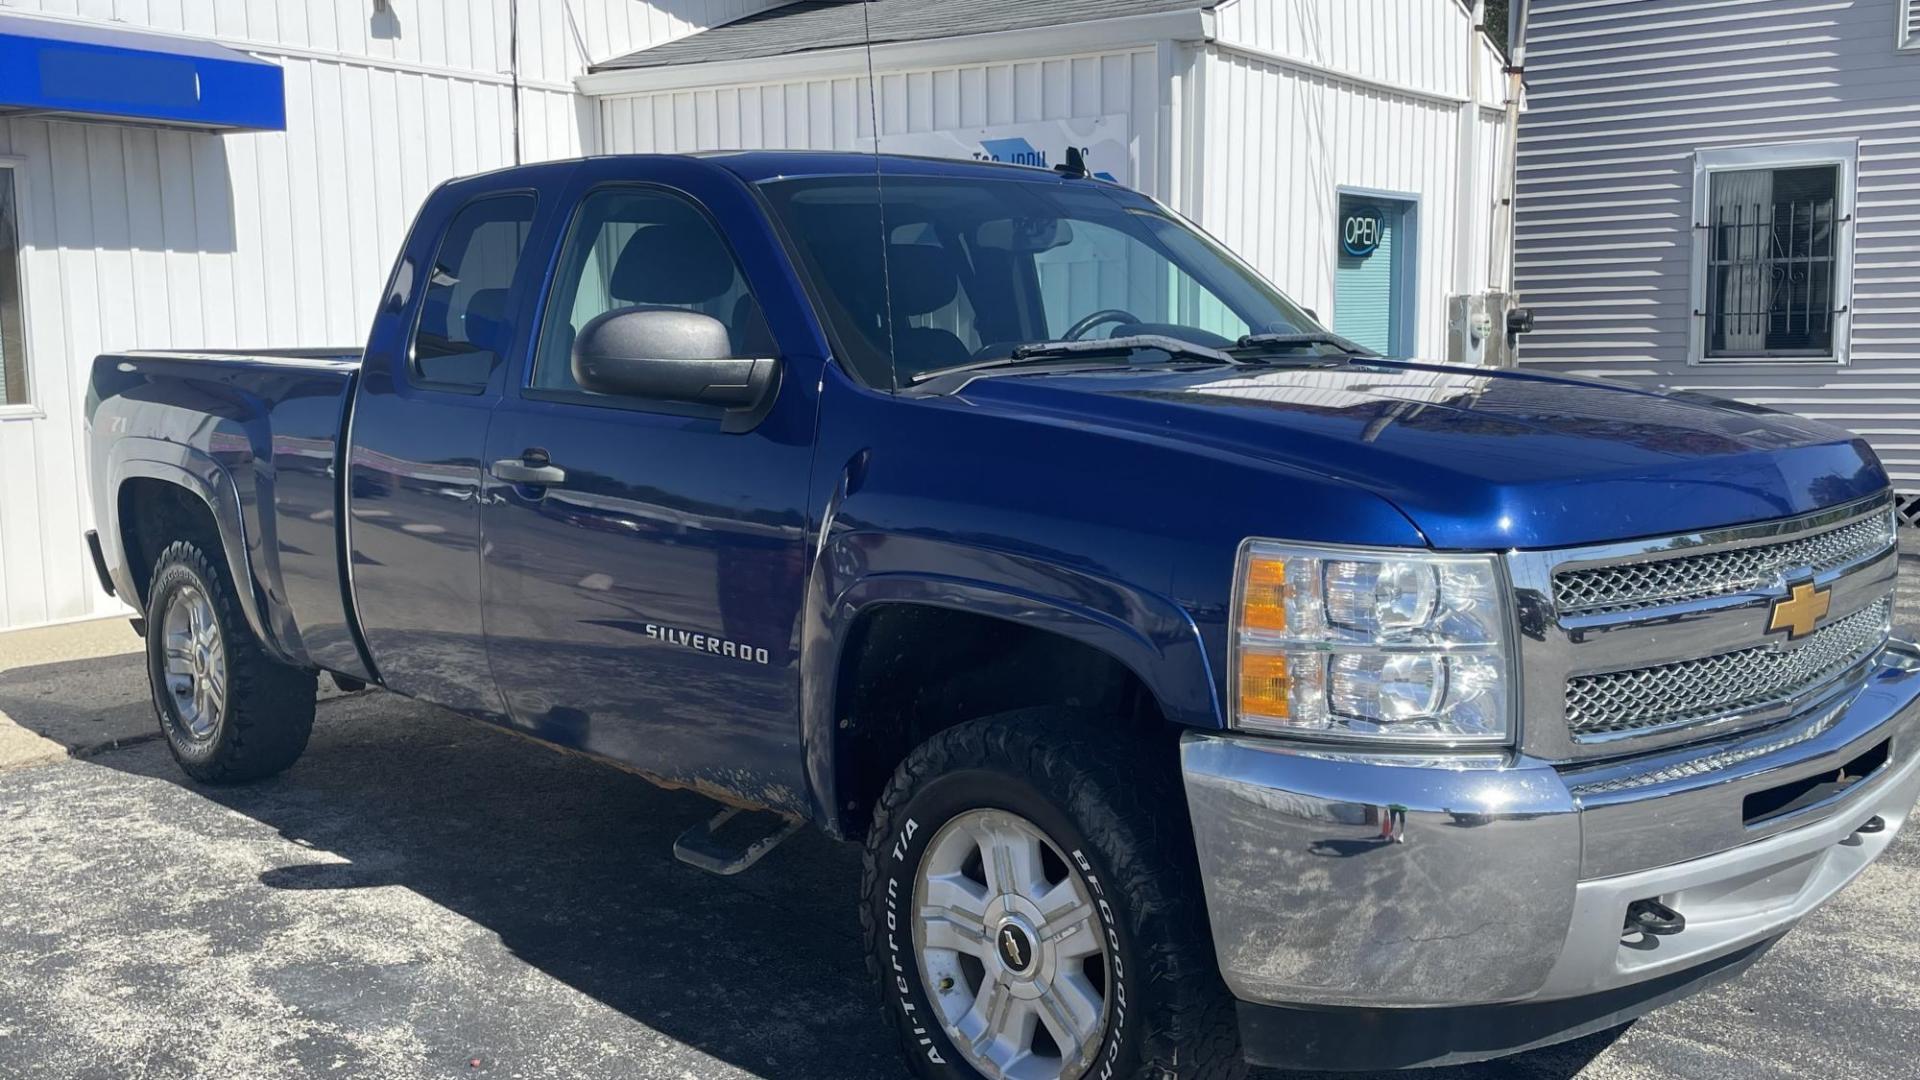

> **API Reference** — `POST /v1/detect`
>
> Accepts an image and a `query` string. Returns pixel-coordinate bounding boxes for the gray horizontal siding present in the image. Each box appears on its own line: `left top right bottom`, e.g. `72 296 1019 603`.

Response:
1513 0 1920 486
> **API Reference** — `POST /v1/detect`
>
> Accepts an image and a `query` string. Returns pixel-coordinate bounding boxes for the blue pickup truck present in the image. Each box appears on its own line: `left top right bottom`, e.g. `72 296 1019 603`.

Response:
85 151 1920 1077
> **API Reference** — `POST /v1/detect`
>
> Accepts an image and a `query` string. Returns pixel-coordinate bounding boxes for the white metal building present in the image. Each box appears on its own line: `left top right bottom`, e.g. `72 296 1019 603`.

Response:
586 0 1512 360
0 0 1508 632
1512 0 1920 505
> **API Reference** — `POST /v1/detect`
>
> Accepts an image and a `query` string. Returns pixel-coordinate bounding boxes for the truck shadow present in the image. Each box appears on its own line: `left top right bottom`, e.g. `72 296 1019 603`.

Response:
85 688 1616 1080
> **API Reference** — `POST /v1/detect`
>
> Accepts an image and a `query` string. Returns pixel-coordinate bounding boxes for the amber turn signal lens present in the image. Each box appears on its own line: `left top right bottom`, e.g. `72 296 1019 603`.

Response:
1237 651 1291 720
1240 555 1288 634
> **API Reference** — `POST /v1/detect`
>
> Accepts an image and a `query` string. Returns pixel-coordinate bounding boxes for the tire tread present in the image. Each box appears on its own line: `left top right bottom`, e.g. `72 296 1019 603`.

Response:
861 710 1245 1080
148 539 316 783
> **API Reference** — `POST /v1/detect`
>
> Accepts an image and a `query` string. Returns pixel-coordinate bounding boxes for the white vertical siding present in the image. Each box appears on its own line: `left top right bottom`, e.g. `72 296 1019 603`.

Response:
1192 43 1507 358
1 0 783 83
598 47 1165 200
595 6 1507 364
1210 0 1490 105
0 0 773 629
1513 0 1920 485
0 90 529 627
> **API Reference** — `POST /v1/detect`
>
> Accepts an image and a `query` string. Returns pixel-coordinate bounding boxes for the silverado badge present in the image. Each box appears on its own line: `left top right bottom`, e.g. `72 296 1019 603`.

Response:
1769 581 1832 640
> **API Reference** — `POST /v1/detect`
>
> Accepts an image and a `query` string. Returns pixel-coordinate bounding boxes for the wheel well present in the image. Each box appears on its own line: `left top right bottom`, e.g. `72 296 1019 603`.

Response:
118 478 223 609
831 603 1169 838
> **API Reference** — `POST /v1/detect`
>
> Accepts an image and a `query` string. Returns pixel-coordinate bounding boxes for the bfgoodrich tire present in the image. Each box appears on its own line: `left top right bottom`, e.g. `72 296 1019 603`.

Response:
862 710 1243 1080
145 539 317 783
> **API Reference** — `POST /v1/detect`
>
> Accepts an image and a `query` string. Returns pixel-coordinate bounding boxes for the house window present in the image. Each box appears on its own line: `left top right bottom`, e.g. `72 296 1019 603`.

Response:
0 166 26 408
1690 140 1856 364
1705 165 1839 357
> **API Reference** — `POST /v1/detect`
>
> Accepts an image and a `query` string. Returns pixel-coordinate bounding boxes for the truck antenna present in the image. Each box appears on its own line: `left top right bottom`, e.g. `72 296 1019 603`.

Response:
1054 145 1089 179
861 0 899 392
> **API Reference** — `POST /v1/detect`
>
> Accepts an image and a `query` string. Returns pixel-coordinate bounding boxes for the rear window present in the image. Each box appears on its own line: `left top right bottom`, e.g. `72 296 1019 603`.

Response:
409 193 537 389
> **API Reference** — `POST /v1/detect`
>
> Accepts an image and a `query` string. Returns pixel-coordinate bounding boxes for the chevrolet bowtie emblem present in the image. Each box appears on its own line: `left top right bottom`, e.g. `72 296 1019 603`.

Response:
1769 582 1832 640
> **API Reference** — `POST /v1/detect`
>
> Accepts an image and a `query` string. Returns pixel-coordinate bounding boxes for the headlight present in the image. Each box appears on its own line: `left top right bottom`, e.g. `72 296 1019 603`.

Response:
1231 540 1515 745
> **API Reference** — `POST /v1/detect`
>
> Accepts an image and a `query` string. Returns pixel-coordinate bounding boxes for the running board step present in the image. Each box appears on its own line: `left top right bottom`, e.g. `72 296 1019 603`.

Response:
672 807 803 876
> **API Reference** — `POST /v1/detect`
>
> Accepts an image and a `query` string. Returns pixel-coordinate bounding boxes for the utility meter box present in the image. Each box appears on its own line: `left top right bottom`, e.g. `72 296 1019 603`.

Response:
1446 291 1524 367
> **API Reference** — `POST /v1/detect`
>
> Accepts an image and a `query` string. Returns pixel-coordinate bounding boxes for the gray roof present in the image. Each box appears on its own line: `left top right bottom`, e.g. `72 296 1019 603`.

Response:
591 0 1214 73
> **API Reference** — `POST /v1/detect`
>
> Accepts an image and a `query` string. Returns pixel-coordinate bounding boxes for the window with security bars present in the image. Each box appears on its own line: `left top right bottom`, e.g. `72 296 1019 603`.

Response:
1703 164 1842 360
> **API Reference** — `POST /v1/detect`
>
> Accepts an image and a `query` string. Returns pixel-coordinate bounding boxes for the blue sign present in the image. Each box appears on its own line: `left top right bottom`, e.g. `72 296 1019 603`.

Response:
978 137 1050 169
872 117 1133 185
1342 207 1383 258
975 137 1119 182
0 12 287 131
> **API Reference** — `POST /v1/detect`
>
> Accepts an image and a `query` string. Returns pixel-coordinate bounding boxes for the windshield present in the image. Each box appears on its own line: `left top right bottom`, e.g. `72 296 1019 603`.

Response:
758 174 1320 388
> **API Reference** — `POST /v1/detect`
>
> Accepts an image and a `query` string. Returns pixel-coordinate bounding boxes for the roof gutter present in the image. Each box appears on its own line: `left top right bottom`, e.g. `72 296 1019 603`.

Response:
1493 0 1529 294
576 7 1212 97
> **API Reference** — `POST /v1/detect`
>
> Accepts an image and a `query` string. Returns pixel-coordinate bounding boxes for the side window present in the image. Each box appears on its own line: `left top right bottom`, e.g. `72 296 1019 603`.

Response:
530 187 773 393
409 193 537 389
889 221 981 351
0 167 28 408
1034 215 1251 343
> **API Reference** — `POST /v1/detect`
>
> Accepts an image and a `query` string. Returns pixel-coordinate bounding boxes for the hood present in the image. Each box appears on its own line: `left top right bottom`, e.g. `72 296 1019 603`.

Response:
950 360 1887 550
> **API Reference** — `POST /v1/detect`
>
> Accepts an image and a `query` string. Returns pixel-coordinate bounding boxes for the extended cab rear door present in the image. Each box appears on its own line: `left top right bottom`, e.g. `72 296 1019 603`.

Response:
345 165 570 718
476 157 825 811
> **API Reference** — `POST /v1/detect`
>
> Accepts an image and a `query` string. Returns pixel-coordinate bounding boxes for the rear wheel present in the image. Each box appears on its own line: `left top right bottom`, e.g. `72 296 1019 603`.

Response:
863 711 1244 1080
145 539 316 783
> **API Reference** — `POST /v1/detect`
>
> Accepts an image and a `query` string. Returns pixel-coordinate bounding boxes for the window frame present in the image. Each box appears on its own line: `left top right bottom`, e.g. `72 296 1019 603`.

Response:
1688 139 1857 366
403 188 540 396
1331 185 1422 359
0 157 38 419
521 181 771 419
1901 0 1919 52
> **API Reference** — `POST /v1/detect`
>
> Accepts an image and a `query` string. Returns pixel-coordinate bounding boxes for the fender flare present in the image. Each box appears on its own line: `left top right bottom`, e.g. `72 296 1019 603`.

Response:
797 533 1223 838
106 438 297 666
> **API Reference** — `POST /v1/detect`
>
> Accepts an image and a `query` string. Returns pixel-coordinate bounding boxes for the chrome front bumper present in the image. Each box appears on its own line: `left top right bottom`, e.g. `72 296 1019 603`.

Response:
1180 641 1920 1018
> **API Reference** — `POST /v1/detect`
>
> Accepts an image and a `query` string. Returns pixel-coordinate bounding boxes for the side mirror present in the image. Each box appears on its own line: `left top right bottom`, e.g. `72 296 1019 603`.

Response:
571 308 780 433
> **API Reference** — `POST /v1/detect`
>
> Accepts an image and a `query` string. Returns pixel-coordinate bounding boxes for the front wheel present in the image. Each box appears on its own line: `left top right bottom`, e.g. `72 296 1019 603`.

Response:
862 711 1243 1080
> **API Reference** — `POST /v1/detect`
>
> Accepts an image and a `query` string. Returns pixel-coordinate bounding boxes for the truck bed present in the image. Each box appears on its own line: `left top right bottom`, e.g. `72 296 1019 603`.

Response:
86 346 369 679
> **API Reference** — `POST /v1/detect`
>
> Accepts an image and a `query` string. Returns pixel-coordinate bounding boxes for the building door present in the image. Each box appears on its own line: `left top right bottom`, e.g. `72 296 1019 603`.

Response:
1335 193 1415 357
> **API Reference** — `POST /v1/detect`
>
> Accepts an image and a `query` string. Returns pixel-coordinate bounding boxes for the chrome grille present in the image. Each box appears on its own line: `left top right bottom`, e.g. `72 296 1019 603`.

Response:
1566 701 1847 797
1564 598 1892 737
1553 510 1894 618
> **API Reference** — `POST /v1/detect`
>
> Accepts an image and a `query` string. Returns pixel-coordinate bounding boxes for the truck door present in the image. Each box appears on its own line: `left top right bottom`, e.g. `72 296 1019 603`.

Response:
346 172 561 717
477 159 820 810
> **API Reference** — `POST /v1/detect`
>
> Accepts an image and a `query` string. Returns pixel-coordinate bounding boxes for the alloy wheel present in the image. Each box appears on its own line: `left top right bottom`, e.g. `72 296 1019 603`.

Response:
160 583 227 740
912 808 1112 1080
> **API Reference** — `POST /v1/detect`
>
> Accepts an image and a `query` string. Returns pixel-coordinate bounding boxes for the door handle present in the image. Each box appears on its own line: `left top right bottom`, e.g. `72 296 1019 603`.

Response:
491 451 567 487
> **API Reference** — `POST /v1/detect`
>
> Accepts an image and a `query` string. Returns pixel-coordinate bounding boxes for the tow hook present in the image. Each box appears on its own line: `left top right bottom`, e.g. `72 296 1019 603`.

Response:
1624 898 1687 940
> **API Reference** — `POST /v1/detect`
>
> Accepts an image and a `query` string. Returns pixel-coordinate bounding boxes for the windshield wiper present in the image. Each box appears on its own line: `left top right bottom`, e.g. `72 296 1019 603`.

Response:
909 334 1239 385
1013 334 1237 364
1233 331 1377 358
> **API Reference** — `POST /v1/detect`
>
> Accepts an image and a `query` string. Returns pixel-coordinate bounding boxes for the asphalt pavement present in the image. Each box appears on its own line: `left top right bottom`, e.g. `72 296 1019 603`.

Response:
1 576 1919 1080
